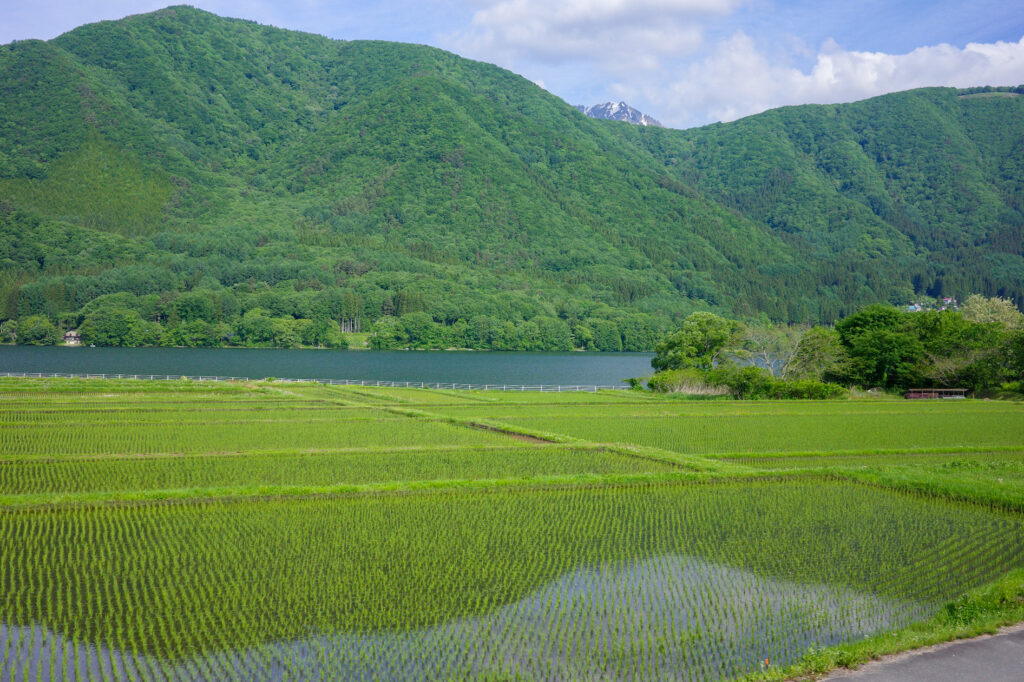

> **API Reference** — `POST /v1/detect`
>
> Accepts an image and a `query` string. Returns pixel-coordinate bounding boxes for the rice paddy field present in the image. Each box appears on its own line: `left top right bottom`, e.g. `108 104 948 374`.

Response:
1 377 1024 681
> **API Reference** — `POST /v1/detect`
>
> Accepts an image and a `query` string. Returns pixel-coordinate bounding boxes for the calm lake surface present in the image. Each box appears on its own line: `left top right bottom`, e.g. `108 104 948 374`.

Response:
0 346 654 386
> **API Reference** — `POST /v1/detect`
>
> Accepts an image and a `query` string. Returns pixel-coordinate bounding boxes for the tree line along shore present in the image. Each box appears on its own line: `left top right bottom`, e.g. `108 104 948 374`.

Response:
4 293 1022 399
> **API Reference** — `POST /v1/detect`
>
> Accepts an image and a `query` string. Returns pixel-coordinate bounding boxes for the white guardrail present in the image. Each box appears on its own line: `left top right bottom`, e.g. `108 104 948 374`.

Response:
0 371 627 392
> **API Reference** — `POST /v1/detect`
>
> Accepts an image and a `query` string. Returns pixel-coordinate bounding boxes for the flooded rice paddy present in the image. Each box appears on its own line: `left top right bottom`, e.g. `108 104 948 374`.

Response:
2 553 928 681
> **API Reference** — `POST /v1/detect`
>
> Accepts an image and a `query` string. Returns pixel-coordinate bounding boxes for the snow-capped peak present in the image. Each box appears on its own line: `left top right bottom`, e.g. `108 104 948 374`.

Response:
575 101 663 127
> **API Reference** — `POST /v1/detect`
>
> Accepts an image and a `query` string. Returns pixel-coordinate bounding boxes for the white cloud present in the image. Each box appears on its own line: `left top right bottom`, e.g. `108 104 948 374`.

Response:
450 1 1023 126
649 33 1024 127
452 0 741 71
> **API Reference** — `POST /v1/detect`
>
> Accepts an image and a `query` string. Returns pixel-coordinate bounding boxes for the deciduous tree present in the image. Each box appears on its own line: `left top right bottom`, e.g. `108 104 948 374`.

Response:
652 312 742 372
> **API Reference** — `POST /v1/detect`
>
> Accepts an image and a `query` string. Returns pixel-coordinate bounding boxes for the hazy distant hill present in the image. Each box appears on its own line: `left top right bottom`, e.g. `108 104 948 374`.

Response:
0 6 1021 348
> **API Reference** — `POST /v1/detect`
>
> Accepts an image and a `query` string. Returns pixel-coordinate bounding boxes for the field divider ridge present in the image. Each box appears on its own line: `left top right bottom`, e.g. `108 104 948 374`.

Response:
373 405 580 445
0 442 578 464
710 445 1024 460
602 444 754 474
2 468 1013 512
372 404 755 473
0 469 838 511
824 465 1024 513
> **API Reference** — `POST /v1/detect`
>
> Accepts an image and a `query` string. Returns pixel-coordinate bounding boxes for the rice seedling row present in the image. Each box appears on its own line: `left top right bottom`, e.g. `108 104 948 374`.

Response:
3 379 1022 681
311 386 652 407
729 450 1024 471
0 415 331 430
498 412 1024 456
0 378 261 395
0 417 522 459
2 480 1021 681
0 402 337 414
421 400 1024 420
0 446 680 495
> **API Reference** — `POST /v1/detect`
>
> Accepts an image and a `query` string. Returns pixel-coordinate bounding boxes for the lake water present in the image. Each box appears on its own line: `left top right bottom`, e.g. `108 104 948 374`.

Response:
0 346 654 387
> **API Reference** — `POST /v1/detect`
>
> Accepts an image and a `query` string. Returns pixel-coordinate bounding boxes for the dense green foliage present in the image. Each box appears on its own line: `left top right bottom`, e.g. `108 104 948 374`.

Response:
703 364 849 399
651 312 741 371
821 303 1021 391
628 88 1024 321
647 303 1024 396
0 7 1021 349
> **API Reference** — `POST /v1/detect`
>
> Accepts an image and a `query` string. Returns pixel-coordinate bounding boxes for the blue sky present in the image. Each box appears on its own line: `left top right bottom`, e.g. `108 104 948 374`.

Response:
3 0 1023 128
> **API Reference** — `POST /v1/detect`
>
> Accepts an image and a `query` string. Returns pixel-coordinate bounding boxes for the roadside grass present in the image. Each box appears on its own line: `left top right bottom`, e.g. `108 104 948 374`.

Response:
744 569 1024 681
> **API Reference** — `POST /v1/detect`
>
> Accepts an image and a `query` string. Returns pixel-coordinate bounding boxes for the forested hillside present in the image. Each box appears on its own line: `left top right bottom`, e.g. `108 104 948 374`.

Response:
1 6 1021 349
624 87 1024 321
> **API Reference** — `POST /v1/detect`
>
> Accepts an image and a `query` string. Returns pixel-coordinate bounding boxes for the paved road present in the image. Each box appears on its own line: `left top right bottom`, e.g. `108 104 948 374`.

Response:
821 624 1024 681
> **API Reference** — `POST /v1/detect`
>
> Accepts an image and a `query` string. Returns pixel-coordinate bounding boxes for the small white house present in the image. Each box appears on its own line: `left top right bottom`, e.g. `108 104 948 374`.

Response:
63 330 82 346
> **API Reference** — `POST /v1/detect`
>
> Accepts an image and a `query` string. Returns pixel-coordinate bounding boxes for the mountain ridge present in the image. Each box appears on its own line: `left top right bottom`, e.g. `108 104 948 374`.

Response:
0 6 1021 349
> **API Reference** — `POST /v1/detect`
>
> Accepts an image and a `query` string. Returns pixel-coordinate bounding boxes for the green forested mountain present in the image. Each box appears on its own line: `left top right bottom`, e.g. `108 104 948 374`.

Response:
626 87 1024 321
1 6 1021 350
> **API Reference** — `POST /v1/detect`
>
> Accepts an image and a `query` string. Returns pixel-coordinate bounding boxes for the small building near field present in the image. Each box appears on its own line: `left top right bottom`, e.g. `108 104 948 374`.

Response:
63 330 82 346
904 388 968 399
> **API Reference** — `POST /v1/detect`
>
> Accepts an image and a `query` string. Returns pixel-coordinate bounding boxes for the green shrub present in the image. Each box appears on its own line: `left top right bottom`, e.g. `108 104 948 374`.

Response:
705 364 847 399
771 379 848 400
706 365 775 399
16 315 60 346
647 368 727 395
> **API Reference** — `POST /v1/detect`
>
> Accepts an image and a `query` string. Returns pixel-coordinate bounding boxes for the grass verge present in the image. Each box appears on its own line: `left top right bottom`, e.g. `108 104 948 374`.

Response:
741 569 1024 681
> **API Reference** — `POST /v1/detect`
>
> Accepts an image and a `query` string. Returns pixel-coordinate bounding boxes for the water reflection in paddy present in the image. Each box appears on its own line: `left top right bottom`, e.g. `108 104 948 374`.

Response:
0 554 928 682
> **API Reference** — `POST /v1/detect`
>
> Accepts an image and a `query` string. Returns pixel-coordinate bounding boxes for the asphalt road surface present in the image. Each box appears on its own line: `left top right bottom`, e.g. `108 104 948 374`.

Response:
821 624 1024 681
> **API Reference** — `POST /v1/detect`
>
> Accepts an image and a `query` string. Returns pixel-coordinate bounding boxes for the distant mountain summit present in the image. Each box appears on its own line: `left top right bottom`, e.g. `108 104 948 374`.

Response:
575 101 663 127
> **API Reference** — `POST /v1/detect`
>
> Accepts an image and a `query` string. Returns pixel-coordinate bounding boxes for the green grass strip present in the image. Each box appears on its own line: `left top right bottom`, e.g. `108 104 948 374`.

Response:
829 466 1024 514
0 469 803 510
603 443 754 473
742 569 1024 681
710 445 1024 460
